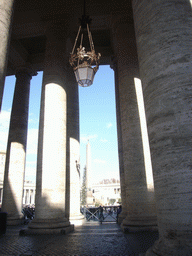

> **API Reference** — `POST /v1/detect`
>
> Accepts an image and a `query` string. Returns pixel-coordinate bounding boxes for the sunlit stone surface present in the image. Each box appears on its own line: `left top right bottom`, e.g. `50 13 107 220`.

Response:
132 0 192 254
0 0 191 251
65 66 84 224
112 60 127 224
112 19 157 231
0 0 14 109
24 28 73 234
2 67 34 225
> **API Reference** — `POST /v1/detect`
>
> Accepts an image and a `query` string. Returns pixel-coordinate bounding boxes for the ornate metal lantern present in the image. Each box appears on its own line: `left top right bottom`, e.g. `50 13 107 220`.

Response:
69 14 101 87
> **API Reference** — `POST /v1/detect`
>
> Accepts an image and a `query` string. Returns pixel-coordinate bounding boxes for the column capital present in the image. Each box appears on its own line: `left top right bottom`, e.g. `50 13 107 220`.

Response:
110 56 117 71
15 65 37 79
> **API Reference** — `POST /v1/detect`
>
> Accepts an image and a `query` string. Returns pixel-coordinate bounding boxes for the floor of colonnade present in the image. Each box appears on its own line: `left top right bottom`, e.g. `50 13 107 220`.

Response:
0 220 158 255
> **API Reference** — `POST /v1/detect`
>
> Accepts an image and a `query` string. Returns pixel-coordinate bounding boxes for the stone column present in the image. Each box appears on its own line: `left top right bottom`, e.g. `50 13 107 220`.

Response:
27 190 30 205
0 189 3 204
65 64 84 225
111 59 127 224
23 27 73 235
112 19 157 231
23 189 26 205
0 0 15 110
31 189 35 205
30 190 32 205
2 66 35 225
25 190 27 205
132 0 192 254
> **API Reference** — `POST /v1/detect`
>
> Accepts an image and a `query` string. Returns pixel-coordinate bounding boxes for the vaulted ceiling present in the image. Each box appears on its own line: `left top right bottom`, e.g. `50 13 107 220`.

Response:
7 0 134 75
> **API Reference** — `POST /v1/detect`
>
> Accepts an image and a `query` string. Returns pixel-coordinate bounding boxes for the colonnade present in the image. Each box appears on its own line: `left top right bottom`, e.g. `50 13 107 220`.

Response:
112 18 157 231
0 188 3 204
131 1 192 254
0 0 192 254
0 0 14 109
2 67 36 225
23 188 35 206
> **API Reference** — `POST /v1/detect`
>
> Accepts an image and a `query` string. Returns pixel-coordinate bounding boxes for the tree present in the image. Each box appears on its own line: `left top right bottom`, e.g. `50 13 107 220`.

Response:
109 198 116 205
117 198 121 204
80 167 87 206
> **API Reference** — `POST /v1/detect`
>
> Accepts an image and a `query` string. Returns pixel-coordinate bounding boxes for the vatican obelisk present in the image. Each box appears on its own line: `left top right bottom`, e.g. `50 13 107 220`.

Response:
86 140 94 206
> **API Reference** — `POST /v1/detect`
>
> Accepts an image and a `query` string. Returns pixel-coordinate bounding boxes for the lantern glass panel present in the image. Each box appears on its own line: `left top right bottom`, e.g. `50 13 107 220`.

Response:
74 66 95 87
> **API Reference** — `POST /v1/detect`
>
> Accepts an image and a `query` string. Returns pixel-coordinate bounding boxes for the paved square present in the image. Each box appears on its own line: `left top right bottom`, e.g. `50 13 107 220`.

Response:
0 221 158 255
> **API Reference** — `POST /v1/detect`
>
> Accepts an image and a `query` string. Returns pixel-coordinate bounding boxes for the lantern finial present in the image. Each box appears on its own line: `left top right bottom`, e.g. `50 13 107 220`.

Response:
69 8 101 87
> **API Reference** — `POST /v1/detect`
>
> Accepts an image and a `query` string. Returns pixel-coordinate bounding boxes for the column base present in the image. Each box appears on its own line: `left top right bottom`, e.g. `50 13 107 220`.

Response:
121 216 158 232
145 235 192 256
117 211 127 224
19 217 74 235
70 213 85 226
7 215 23 226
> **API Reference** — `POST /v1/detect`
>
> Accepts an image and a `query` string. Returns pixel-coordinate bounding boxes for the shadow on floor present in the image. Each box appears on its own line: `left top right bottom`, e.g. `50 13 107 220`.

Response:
0 220 159 256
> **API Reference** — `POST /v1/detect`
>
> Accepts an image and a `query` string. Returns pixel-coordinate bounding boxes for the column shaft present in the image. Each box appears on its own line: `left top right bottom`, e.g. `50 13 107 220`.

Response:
31 190 35 205
132 0 192 254
25 27 73 234
112 61 127 224
65 63 83 224
23 189 26 205
0 0 15 110
2 67 33 225
0 189 3 204
112 20 157 231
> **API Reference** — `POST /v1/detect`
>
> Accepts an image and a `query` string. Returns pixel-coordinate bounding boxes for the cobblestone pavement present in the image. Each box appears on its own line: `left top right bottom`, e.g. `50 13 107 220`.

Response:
0 220 158 256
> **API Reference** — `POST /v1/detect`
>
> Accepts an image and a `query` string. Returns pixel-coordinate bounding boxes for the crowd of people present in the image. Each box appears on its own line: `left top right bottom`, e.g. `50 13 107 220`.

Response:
22 205 35 224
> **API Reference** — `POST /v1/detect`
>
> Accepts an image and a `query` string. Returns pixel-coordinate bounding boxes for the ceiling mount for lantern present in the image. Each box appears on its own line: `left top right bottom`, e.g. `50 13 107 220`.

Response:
69 1 101 87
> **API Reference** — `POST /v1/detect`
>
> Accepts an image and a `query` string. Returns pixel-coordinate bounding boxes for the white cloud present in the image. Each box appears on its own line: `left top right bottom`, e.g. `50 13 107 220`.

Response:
0 110 11 125
0 110 38 182
0 110 39 156
25 161 37 182
0 110 11 150
26 161 37 167
100 138 108 143
80 134 98 144
93 158 106 164
25 165 36 176
28 113 39 125
107 123 112 128
26 128 39 155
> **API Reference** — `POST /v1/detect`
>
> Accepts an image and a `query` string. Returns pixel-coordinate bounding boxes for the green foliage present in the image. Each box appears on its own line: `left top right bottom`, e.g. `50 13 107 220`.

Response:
108 198 116 205
117 198 121 204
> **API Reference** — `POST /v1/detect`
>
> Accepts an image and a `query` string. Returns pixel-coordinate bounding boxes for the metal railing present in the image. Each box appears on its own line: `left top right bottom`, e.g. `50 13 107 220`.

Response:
82 206 121 223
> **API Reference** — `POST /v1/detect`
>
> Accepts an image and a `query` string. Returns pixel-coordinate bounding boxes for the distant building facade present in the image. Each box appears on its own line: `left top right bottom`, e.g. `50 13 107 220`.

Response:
0 151 36 206
0 151 6 204
1 1 192 252
92 182 121 206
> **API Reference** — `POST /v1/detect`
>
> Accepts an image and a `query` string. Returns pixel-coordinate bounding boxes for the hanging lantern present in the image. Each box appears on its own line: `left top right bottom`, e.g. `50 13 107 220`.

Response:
69 15 101 87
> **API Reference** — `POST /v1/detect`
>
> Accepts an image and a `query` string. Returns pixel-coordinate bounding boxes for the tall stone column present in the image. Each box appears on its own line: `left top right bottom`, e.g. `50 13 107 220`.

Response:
27 190 30 205
111 60 127 224
0 0 15 110
132 0 192 254
31 189 35 205
2 66 35 225
25 190 28 205
0 189 3 204
23 27 73 235
112 19 157 231
23 189 26 205
65 64 84 224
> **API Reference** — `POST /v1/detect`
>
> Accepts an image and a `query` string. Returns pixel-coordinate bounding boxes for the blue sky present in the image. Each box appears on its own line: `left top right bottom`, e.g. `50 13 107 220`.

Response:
0 65 120 184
